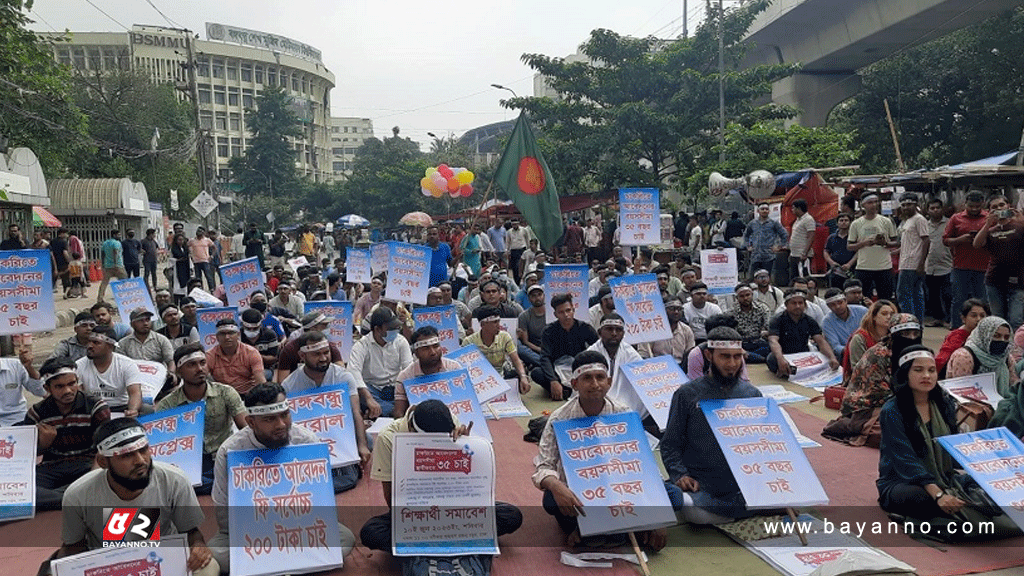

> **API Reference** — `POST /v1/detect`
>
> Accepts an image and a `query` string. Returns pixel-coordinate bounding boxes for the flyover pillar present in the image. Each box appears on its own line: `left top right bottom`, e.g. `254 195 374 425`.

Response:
773 72 862 127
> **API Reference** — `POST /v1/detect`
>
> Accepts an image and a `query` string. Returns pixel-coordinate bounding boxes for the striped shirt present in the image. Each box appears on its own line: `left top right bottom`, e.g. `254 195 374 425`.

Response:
22 392 110 461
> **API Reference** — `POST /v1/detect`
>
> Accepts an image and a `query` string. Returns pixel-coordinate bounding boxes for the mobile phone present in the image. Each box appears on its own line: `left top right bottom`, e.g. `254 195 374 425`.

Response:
999 209 1013 219
788 365 798 375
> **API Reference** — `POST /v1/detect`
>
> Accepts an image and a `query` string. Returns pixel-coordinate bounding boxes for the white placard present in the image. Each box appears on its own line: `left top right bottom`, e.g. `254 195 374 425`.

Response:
483 379 532 419
939 372 1004 407
0 426 36 522
699 247 739 295
51 533 189 576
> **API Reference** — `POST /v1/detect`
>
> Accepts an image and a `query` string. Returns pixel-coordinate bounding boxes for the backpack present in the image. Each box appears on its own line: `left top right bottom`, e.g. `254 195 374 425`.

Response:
402 555 492 576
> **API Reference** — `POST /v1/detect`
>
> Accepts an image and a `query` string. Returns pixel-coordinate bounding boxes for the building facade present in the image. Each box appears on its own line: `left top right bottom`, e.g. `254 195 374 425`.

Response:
329 116 373 179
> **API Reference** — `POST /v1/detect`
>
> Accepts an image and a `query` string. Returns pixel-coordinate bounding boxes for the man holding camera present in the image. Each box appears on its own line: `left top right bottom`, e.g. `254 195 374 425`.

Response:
973 194 1024 329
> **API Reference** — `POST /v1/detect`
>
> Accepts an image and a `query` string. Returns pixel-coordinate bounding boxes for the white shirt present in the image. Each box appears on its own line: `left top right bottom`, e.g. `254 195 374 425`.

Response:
897 212 929 271
281 363 360 396
347 334 413 390
76 353 143 407
585 340 646 417
507 227 531 251
683 301 723 340
0 359 44 426
789 212 817 257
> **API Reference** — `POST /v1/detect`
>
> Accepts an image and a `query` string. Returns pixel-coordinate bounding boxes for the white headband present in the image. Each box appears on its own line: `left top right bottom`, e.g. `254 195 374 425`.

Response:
247 401 289 416
178 351 206 365
479 315 500 324
216 324 240 334
572 363 609 380
735 286 753 295
899 349 934 367
242 321 262 329
412 336 440 350
43 366 77 383
862 194 879 203
97 427 149 457
691 289 708 296
784 291 807 302
707 340 743 349
410 413 424 433
890 321 921 334
89 333 119 346
826 294 847 304
75 319 97 327
600 318 625 328
300 340 330 354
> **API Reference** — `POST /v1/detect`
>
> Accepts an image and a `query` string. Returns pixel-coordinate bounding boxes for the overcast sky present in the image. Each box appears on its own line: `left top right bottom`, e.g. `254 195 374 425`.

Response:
28 0 709 147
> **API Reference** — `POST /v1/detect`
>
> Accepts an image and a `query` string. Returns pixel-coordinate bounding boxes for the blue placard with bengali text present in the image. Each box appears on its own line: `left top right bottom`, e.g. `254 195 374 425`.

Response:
228 443 343 576
446 344 510 405
404 369 492 442
346 248 371 284
371 242 391 275
936 427 1024 531
0 249 54 335
618 188 660 246
413 305 461 356
221 257 265 309
286 384 359 468
304 301 353 362
386 242 431 305
620 355 690 431
138 403 204 487
110 276 156 318
552 412 676 536
701 398 828 508
195 306 238 350
608 273 672 345
543 264 590 323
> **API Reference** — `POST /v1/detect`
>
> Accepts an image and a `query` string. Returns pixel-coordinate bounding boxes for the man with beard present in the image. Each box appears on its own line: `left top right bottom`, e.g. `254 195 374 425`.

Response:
90 301 131 340
586 313 651 428
0 222 26 250
275 311 342 382
76 325 147 417
683 283 723 344
47 418 218 576
730 284 771 364
588 285 617 331
767 289 839 378
649 297 695 364
393 326 464 417
661 327 762 524
516 284 547 369
156 343 247 495
157 304 200 349
210 384 356 572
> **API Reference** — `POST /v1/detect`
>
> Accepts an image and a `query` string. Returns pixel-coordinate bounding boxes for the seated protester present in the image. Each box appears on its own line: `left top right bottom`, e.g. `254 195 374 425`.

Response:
249 290 287 339
468 278 524 317
155 343 247 495
90 301 131 340
45 418 218 576
157 304 200 349
649 297 696 364
685 314 750 382
0 344 44 425
268 280 304 318
394 326 465 417
751 269 784 312
586 313 655 431
946 316 1018 397
205 318 266 397
843 278 874 309
841 299 898 386
655 265 684 297
348 307 410 418
588 285 617 331
729 284 771 364
361 399 523 552
354 276 385 327
465 306 531 393
152 288 173 329
362 298 415 340
49 312 95 363
438 281 472 331
821 287 869 360
662 328 762 524
76 325 148 417
936 298 990 376
275 312 343 382
179 296 200 329
773 277 825 327
20 357 110 510
239 308 282 381
991 369 1024 437
531 293 599 401
117 308 175 371
824 313 922 447
516 283 547 369
766 289 840 378
533 352 670 549
210 384 356 572
425 286 466 340
683 283 723 343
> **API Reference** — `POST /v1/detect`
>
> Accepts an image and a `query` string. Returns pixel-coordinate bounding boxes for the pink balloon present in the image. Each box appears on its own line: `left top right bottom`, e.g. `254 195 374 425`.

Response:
431 173 446 190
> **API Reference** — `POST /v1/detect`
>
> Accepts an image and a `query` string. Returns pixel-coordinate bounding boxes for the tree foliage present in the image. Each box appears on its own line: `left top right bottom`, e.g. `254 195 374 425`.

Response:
229 85 302 201
332 132 430 225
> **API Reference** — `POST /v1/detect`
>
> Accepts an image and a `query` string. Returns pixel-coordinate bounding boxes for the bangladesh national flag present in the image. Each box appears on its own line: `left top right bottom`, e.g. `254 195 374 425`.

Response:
493 113 563 250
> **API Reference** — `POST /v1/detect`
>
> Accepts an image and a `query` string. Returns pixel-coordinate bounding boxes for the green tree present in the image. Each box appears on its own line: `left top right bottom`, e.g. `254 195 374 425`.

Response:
229 85 302 203
508 0 798 195
335 129 430 225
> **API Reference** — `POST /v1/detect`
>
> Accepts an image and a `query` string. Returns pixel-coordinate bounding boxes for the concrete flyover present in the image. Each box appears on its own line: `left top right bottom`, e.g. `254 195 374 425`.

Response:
741 0 1024 126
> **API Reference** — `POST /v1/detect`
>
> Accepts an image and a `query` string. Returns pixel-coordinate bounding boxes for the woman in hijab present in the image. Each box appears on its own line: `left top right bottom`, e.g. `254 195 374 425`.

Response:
841 299 897 386
823 313 921 446
935 298 989 375
945 316 1018 397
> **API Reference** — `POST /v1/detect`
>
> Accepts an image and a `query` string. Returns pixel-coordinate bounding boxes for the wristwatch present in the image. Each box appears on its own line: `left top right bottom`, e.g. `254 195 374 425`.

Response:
933 490 945 501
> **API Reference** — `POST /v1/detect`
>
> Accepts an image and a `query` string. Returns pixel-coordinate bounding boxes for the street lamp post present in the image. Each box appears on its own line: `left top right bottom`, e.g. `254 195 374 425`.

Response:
491 83 518 99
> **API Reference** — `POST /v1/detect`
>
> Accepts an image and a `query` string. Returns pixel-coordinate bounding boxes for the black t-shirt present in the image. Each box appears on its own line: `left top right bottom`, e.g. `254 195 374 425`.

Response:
141 238 159 263
50 237 69 269
769 312 821 355
121 238 142 265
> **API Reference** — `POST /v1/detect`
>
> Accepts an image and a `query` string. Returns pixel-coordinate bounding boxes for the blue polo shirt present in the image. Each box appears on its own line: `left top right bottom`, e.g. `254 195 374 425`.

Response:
822 304 868 357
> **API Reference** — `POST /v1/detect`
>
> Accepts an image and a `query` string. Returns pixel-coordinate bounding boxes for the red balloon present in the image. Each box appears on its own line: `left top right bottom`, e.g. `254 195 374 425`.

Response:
460 184 473 197
437 164 454 179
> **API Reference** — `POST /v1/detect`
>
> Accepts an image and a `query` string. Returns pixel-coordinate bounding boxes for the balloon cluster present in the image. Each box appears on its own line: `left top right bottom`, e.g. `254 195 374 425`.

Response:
421 164 474 198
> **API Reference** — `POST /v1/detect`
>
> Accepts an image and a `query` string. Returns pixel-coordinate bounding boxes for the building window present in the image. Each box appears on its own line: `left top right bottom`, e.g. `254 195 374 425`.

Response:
242 89 254 109
227 64 238 81
229 113 241 131
196 58 209 77
228 87 239 106
218 168 231 180
198 89 211 104
217 139 228 157
214 86 226 105
215 112 227 131
103 50 116 70
240 64 252 82
254 66 263 84
231 138 242 157
292 77 299 92
332 147 344 155
200 111 213 130
57 49 71 67
267 70 276 87
212 59 224 78
73 48 85 69
87 48 101 70
333 162 346 172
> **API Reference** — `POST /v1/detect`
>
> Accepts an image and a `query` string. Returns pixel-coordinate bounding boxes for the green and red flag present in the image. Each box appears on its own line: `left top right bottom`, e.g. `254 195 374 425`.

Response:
493 113 563 249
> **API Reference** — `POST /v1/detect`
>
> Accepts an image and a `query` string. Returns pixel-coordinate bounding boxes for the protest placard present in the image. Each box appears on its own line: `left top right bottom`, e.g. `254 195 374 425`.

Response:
936 427 1024 531
195 306 238 350
228 443 343 576
700 248 739 295
939 372 1004 407
50 533 189 576
110 277 156 317
552 411 676 536
391 434 498 556
784 352 842 390
371 242 391 275
286 384 360 468
618 188 660 246
608 274 672 345
413 305 461 355
470 317 517 337
221 257 265 309
346 248 371 284
483 380 531 419
304 301 353 362
755 385 811 406
0 249 54 334
134 360 167 404
386 242 431 305
138 404 204 487
702 398 828 508
286 255 309 272
0 426 36 522
620 355 689 430
543 264 590 323
404 369 492 442
447 344 510 404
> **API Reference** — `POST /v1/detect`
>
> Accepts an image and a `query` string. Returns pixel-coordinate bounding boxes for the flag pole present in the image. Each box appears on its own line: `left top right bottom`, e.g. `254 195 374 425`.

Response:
471 179 497 232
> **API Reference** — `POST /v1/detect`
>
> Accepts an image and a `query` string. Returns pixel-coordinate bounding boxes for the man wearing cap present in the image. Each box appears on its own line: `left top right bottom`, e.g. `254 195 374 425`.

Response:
744 202 788 280
76 325 147 417
466 306 531 391
49 312 95 362
393 326 465 417
118 308 175 371
848 193 897 301
275 311 343 382
751 269 784 311
729 284 771 363
895 193 931 324
516 283 547 369
649 297 696 364
90 301 131 340
157 303 200 348
156 343 247 495
348 307 411 418
821 287 868 359
209 383 355 572
588 285 617 331
248 290 286 338
20 357 110 510
767 289 840 378
238 308 282 380
683 282 723 344
661 327 763 524
49 418 218 576
205 318 266 396
943 190 990 328
532 294 599 401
